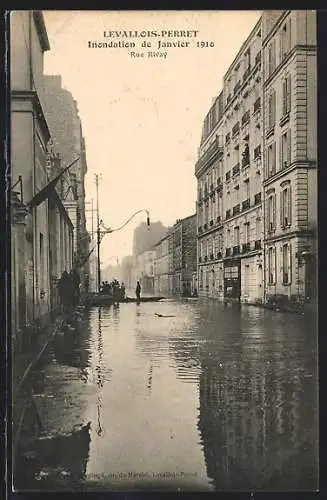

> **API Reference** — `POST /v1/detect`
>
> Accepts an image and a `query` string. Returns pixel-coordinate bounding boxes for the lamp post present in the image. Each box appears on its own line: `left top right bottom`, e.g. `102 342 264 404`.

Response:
96 208 150 293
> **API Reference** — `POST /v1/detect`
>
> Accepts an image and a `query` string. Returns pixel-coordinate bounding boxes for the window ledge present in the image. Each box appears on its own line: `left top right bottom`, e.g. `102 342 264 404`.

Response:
279 113 290 127
266 126 275 139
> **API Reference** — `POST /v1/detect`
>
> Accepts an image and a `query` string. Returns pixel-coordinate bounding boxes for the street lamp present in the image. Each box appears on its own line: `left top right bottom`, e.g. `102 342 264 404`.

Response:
96 209 150 291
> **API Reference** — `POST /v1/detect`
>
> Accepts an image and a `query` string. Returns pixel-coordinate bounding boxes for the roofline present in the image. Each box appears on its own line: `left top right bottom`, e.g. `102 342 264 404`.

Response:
33 11 50 52
224 14 263 81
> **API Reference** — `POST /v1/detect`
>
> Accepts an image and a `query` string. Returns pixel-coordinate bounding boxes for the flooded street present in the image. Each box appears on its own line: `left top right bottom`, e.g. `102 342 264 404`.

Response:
15 300 318 491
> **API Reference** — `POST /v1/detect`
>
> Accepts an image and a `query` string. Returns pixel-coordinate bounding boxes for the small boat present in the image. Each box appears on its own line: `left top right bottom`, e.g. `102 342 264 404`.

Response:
87 294 165 306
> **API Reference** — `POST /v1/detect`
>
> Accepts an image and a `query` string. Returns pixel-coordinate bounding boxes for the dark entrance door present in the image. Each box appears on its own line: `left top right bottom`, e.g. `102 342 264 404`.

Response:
224 260 241 299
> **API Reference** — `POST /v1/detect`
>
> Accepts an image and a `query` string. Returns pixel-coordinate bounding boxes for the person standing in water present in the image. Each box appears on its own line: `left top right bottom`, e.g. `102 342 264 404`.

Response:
136 281 141 300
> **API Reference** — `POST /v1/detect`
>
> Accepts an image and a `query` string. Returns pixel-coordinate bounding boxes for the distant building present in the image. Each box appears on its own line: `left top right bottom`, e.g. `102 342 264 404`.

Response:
154 229 174 297
43 75 89 294
132 249 156 295
132 221 167 256
172 215 197 296
121 255 133 291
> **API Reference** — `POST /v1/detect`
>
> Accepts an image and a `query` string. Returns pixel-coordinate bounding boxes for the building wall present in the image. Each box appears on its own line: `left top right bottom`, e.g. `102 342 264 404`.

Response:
195 10 316 303
262 10 317 301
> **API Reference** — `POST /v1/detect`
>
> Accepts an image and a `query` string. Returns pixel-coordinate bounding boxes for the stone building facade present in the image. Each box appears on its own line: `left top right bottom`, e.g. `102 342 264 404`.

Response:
154 230 173 297
196 10 317 304
261 10 317 302
172 215 197 296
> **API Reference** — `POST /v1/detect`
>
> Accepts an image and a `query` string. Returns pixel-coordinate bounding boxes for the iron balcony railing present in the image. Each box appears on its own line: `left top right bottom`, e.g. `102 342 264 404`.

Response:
233 245 240 255
242 199 250 211
195 137 223 175
233 204 240 216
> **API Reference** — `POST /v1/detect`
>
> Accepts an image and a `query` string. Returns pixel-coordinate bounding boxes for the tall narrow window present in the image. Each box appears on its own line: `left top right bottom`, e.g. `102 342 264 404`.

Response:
268 246 276 284
282 244 292 284
267 194 276 232
234 226 240 246
40 233 44 291
267 141 276 177
280 186 292 227
268 89 276 129
245 223 250 244
267 40 276 75
282 74 291 116
280 129 291 169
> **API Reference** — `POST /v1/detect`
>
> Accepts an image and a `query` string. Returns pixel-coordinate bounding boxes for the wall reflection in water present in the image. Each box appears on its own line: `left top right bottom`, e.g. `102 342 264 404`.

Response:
196 306 318 491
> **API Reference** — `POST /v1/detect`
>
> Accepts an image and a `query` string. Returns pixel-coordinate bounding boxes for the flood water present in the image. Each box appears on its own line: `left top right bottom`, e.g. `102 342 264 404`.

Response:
15 299 318 491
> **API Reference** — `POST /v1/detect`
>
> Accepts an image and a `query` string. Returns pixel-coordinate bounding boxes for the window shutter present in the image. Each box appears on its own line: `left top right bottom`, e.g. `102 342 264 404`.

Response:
288 186 292 225
273 246 276 283
282 78 287 116
272 90 276 125
288 243 292 283
271 39 276 72
280 190 284 228
287 128 291 166
272 141 276 174
273 193 276 229
279 135 283 171
287 74 291 113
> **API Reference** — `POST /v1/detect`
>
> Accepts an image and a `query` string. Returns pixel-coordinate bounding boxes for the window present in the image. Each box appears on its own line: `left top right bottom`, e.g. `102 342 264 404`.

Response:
282 74 291 116
39 232 44 290
282 243 292 284
281 19 291 60
212 236 215 256
280 129 291 169
268 247 276 284
245 223 250 244
268 90 276 129
280 185 292 227
267 193 276 232
267 40 276 75
266 141 276 177
234 226 240 246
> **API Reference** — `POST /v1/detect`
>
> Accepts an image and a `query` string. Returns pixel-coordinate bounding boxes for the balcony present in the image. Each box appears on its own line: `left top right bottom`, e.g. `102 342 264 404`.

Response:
226 171 231 182
242 242 251 254
217 251 222 260
226 209 231 220
242 199 250 211
233 80 241 95
232 122 240 137
225 248 231 257
233 204 240 216
254 240 262 250
241 110 250 127
243 66 251 82
254 97 261 113
195 136 223 175
232 163 240 176
254 192 262 205
254 145 261 159
233 245 240 255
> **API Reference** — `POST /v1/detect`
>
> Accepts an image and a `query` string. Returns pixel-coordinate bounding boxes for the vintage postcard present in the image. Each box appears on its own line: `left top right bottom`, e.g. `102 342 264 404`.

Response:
9 10 318 492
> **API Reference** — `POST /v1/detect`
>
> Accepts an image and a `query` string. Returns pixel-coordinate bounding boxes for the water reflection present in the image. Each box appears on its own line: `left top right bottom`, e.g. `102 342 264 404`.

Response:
17 301 317 491
196 305 318 491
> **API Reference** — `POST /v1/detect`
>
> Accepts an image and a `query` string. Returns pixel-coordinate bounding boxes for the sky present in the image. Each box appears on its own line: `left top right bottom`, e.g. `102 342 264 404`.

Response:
43 10 261 266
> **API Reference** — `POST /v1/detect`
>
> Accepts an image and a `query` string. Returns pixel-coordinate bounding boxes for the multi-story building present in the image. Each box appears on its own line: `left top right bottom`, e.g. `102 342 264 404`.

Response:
196 93 226 300
262 10 317 302
132 249 156 294
172 215 197 296
43 75 90 294
154 230 173 297
222 17 264 303
10 11 75 338
196 10 317 304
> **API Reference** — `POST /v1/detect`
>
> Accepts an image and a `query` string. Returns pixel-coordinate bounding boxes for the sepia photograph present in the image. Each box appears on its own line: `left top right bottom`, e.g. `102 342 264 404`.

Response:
9 9 318 492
